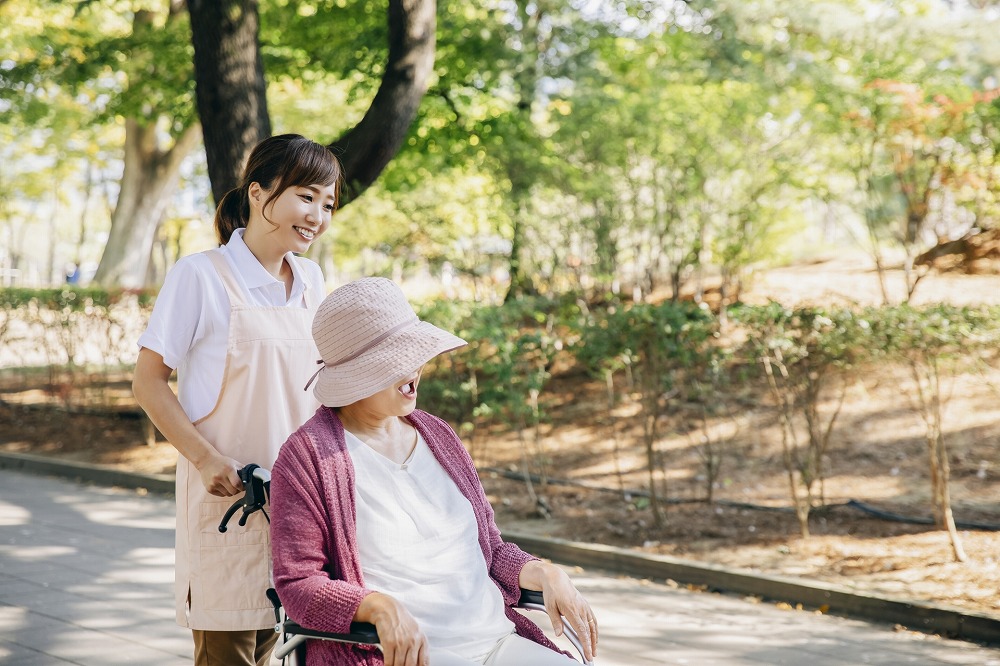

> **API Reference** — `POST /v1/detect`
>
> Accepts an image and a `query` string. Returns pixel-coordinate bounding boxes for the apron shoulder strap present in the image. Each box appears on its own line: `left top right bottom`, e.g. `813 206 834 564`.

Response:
294 257 324 310
205 249 250 309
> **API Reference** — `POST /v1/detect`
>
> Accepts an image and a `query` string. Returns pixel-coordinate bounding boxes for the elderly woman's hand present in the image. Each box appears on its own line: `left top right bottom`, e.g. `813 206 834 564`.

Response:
519 560 598 662
354 591 429 666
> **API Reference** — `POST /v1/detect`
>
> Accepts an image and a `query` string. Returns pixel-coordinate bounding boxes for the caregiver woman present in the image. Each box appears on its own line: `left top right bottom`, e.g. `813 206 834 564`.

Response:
132 134 343 666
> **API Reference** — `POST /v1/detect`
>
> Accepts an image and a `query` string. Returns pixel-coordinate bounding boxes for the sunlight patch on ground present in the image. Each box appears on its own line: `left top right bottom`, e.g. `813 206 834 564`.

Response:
78 512 174 530
571 455 648 484
121 546 175 566
0 502 29 526
0 544 75 559
825 475 909 500
0 606 26 624
0 606 27 651
91 563 173 586
50 496 175 530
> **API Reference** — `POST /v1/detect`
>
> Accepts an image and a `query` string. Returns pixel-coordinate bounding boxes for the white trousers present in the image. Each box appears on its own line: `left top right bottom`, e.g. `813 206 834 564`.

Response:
429 632 578 666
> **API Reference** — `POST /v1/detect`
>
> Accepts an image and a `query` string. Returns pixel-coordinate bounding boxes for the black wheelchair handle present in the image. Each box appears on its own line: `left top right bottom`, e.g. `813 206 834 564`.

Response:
218 500 242 533
218 464 271 533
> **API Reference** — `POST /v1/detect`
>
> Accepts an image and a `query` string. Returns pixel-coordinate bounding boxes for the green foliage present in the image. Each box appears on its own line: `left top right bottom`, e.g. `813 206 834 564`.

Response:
0 286 155 372
728 302 877 534
853 302 999 558
0 1 196 127
5 0 1000 306
730 302 875 376
411 299 477 422
861 303 1000 364
0 286 155 312
459 298 566 421
261 0 387 87
416 295 581 425
573 301 717 399
570 298 717 523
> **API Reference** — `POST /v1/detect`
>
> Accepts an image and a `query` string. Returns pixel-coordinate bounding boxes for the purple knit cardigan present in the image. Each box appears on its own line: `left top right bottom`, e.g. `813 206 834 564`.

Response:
270 407 562 665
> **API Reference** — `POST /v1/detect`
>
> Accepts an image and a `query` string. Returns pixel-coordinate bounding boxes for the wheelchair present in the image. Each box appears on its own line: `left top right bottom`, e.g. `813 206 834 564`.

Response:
219 464 594 665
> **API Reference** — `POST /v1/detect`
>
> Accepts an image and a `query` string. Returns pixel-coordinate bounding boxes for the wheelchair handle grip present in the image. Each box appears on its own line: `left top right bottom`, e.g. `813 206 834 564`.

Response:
218 464 272 533
218 500 242 533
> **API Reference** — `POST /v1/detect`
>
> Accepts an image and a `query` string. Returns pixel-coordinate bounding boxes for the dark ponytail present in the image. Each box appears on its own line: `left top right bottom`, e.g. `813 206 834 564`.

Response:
212 134 345 246
214 184 251 245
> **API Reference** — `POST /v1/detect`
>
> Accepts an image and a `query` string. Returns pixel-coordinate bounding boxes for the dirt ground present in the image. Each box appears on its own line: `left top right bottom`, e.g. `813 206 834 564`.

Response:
1 256 998 620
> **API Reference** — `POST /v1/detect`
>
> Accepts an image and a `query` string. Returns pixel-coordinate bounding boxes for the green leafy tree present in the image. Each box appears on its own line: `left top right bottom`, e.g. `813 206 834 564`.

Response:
786 0 998 297
2 0 438 287
190 0 438 203
865 303 1000 562
1 0 199 287
732 303 872 538
416 297 575 516
545 2 817 309
574 301 716 526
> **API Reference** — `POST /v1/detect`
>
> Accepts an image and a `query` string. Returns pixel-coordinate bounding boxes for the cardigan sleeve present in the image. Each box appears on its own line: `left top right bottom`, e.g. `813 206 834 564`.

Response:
475 469 538 603
270 426 373 634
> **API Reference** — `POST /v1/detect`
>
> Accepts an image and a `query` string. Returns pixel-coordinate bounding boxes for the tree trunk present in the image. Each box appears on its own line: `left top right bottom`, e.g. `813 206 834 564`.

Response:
762 355 811 538
500 0 546 303
330 0 436 202
912 358 967 562
47 171 59 285
935 436 968 563
926 364 968 562
92 123 200 287
644 411 664 527
188 0 435 207
187 0 272 203
505 212 537 303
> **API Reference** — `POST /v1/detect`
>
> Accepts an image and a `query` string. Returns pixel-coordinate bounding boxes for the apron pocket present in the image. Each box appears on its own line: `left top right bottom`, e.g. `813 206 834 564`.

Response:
195 500 271 612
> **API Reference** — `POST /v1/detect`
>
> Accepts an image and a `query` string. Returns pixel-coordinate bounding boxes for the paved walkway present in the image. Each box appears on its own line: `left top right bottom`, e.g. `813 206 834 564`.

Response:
0 468 997 665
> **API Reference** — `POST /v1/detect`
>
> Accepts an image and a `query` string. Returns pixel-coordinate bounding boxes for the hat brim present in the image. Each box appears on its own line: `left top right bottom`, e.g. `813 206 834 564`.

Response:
313 320 467 408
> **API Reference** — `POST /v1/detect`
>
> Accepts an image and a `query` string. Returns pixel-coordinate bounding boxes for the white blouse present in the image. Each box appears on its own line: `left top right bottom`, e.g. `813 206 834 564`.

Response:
137 228 325 422
346 430 515 659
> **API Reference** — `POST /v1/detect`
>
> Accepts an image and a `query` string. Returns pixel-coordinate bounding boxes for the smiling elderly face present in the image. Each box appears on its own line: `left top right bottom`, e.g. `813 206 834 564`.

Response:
346 365 427 418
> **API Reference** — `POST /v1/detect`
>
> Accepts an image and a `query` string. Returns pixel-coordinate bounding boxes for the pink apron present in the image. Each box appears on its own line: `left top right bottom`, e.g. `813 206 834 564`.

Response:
175 250 321 630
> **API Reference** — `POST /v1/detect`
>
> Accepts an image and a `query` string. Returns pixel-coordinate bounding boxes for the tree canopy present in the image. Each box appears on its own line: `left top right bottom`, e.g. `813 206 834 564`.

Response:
1 0 999 299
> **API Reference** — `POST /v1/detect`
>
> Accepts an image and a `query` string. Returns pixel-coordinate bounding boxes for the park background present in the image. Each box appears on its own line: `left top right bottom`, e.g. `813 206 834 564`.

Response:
1 0 999 627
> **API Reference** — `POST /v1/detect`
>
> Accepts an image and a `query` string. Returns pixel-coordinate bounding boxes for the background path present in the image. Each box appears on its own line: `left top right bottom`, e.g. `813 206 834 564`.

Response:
0 468 996 665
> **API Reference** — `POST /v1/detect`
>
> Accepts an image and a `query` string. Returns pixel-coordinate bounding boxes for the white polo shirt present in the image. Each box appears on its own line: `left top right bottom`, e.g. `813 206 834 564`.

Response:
137 228 325 423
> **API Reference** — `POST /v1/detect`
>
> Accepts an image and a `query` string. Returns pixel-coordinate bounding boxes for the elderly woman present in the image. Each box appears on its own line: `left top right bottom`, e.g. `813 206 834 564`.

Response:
269 278 598 666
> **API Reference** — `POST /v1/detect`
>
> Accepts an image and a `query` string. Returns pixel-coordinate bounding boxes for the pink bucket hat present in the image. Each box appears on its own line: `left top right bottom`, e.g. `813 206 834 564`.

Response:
304 277 467 407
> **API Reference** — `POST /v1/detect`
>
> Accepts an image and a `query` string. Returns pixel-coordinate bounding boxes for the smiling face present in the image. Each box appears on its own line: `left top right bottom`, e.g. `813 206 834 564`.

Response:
249 181 337 255
349 365 426 419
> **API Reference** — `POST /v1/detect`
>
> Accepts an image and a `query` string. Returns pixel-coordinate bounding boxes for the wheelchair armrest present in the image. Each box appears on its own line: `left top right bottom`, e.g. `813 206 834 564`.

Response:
273 588 542 647
273 618 381 662
267 587 381 651
282 618 380 645
517 588 545 608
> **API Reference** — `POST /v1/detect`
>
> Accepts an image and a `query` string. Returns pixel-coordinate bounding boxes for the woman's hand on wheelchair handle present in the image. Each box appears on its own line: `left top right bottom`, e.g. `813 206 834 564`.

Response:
356 591 429 666
520 560 598 662
196 452 244 497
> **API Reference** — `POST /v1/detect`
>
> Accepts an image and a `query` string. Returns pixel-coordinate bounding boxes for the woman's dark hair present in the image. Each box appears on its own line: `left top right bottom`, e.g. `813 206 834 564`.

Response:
214 134 345 244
